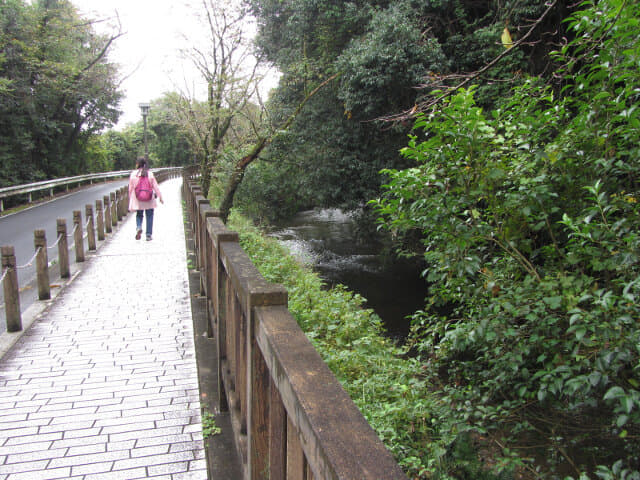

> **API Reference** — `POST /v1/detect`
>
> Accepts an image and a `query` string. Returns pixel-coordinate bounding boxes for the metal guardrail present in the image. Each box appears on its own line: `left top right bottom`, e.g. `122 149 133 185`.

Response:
0 168 177 211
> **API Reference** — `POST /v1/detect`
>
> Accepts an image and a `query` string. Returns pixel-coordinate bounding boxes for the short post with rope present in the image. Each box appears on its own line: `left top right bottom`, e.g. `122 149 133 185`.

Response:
116 188 124 221
57 218 70 279
123 186 129 216
86 204 96 251
110 192 117 227
114 190 121 222
121 186 126 216
34 230 50 300
96 199 105 241
1 246 22 332
122 186 129 215
73 210 85 263
104 195 112 234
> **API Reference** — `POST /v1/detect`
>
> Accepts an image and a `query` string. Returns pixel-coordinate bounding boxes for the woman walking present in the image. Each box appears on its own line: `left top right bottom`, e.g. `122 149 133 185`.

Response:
128 157 163 241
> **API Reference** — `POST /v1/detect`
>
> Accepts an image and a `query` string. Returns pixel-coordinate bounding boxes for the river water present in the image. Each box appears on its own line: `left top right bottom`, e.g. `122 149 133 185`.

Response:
270 208 428 340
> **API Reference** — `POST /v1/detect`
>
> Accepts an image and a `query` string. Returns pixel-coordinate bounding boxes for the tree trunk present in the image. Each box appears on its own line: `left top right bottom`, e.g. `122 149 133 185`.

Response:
219 138 268 223
217 74 338 223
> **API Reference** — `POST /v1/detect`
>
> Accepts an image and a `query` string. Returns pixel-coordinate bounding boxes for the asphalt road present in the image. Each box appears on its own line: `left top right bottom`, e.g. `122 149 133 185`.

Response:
0 180 128 333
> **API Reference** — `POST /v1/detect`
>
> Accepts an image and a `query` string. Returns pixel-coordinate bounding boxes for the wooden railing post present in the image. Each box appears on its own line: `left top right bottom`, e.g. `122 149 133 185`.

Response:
96 199 105 241
269 384 286 480
57 218 70 278
1 246 22 332
247 287 287 480
34 230 50 300
73 210 85 263
250 330 271 479
199 206 218 296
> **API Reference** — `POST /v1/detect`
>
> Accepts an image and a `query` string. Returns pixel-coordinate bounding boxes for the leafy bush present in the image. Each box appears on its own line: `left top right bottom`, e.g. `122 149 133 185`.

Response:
371 0 640 477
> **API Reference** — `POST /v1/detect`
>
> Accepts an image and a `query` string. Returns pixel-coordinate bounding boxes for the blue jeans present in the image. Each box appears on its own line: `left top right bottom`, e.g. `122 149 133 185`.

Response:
136 209 154 236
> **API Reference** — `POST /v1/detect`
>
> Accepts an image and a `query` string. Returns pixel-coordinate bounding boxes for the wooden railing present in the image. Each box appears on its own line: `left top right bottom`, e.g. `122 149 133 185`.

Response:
182 171 407 480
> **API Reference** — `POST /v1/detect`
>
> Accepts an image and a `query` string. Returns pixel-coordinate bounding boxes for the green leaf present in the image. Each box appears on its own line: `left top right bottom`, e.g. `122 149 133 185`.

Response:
616 414 629 427
543 296 563 309
603 386 625 401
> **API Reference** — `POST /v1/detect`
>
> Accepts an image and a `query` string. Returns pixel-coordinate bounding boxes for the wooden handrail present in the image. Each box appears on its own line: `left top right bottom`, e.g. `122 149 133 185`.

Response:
182 174 407 480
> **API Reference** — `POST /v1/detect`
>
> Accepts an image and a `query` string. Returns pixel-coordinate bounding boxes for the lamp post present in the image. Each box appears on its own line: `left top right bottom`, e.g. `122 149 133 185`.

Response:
138 102 150 160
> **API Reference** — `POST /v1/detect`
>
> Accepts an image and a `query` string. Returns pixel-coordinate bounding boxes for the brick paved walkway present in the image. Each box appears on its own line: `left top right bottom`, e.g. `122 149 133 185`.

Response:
0 178 207 480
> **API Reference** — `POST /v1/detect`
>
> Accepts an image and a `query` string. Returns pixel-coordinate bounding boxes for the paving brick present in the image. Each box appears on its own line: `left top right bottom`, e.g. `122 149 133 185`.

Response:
0 436 51 456
82 467 147 480
51 435 109 450
0 460 49 475
112 450 195 471
106 440 136 452
5 467 72 480
3 433 62 447
147 461 189 476
4 447 68 464
70 460 114 476
130 444 170 458
135 433 193 449
48 449 130 469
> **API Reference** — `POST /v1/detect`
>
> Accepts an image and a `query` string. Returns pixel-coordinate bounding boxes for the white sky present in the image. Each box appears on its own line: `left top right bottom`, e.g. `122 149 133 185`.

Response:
70 0 200 129
71 0 277 130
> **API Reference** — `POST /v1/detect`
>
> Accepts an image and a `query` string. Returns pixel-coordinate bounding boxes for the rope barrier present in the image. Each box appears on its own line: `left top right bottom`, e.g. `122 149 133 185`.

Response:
68 223 78 237
16 247 42 269
48 232 63 249
0 267 8 284
84 218 91 228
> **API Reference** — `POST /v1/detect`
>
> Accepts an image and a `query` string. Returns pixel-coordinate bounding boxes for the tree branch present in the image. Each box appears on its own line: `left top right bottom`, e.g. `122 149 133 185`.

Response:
385 0 559 121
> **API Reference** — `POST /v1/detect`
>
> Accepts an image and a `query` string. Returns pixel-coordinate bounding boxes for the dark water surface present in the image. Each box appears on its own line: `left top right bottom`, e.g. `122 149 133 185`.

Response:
271 209 428 339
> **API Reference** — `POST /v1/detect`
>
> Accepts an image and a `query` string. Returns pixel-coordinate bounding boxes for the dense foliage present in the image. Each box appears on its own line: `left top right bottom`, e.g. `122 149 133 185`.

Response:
371 0 640 477
0 0 122 186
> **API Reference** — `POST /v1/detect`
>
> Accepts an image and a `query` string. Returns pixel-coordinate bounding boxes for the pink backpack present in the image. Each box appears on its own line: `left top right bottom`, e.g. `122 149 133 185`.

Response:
135 174 153 201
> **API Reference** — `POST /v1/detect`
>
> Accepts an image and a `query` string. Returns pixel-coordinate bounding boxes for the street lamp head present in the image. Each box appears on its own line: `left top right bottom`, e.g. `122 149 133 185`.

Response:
138 102 150 117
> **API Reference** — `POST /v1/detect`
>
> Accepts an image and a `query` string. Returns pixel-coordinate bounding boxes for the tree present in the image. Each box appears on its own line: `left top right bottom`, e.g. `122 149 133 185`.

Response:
178 0 267 196
0 0 123 186
146 95 195 167
97 129 137 171
217 73 337 222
